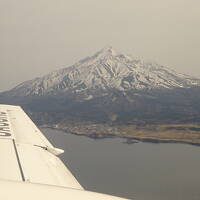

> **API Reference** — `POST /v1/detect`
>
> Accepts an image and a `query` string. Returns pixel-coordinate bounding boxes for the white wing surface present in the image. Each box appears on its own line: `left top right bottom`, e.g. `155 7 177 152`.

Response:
0 104 127 199
0 104 83 189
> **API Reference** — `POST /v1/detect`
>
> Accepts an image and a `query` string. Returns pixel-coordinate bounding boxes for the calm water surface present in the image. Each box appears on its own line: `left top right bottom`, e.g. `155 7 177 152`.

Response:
42 128 200 200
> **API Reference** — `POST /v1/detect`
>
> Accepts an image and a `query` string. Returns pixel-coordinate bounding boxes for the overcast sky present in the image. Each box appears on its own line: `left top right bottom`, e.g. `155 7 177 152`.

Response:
0 0 200 92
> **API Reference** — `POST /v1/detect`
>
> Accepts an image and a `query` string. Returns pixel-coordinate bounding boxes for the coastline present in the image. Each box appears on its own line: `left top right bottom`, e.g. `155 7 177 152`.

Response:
40 123 200 147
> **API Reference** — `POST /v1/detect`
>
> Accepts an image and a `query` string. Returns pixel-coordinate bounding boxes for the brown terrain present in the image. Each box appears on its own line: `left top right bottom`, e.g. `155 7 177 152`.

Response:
41 121 200 146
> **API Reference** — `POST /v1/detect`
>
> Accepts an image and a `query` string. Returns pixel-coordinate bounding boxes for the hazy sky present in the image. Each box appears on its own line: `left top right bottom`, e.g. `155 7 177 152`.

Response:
1 0 200 92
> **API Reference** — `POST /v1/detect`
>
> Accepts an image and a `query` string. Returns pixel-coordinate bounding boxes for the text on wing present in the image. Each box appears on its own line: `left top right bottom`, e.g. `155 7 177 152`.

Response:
0 111 12 137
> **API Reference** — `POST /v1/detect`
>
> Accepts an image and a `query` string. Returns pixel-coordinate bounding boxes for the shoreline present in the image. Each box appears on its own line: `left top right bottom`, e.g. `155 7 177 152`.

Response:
41 125 200 147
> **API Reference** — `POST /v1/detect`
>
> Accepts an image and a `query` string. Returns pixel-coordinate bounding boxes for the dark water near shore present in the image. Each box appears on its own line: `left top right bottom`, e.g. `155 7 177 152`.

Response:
42 128 200 200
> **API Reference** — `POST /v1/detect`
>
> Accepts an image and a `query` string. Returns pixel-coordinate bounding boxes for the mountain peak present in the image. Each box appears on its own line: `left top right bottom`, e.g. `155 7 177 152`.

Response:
6 46 200 96
101 46 116 54
93 46 118 59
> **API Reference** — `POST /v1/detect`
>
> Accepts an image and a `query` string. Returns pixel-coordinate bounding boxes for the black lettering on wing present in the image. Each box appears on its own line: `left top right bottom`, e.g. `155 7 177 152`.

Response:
0 131 11 137
0 112 6 116
0 112 6 114
0 127 10 132
0 119 8 123
0 123 9 127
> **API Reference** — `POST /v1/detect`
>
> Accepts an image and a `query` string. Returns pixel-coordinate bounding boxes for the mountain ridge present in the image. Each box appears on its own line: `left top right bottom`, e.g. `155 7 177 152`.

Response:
5 47 200 97
1 47 200 127
2 47 200 145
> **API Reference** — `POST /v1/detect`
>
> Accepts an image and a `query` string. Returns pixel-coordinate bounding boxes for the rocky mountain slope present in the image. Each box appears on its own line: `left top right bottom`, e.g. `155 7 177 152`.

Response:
5 47 200 98
1 47 200 125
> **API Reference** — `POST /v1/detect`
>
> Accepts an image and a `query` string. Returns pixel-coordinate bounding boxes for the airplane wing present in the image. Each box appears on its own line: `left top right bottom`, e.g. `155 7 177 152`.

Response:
0 104 127 200
0 104 83 189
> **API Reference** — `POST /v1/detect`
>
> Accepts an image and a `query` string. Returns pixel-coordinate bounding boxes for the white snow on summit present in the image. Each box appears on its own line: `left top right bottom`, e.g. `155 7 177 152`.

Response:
9 46 200 96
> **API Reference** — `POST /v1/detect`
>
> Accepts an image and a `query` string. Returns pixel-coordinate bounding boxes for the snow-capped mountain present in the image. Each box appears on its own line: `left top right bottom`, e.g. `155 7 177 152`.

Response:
7 47 200 97
2 46 200 125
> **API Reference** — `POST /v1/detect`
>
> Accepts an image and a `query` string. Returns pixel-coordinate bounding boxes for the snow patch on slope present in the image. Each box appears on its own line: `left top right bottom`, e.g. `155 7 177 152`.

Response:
8 47 200 96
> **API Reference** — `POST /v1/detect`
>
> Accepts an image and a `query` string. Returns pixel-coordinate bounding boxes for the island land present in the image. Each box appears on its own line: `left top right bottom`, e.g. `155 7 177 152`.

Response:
41 120 200 146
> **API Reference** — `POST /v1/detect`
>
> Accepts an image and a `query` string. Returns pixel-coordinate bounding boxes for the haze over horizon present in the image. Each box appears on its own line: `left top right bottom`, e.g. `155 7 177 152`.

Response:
1 0 200 92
